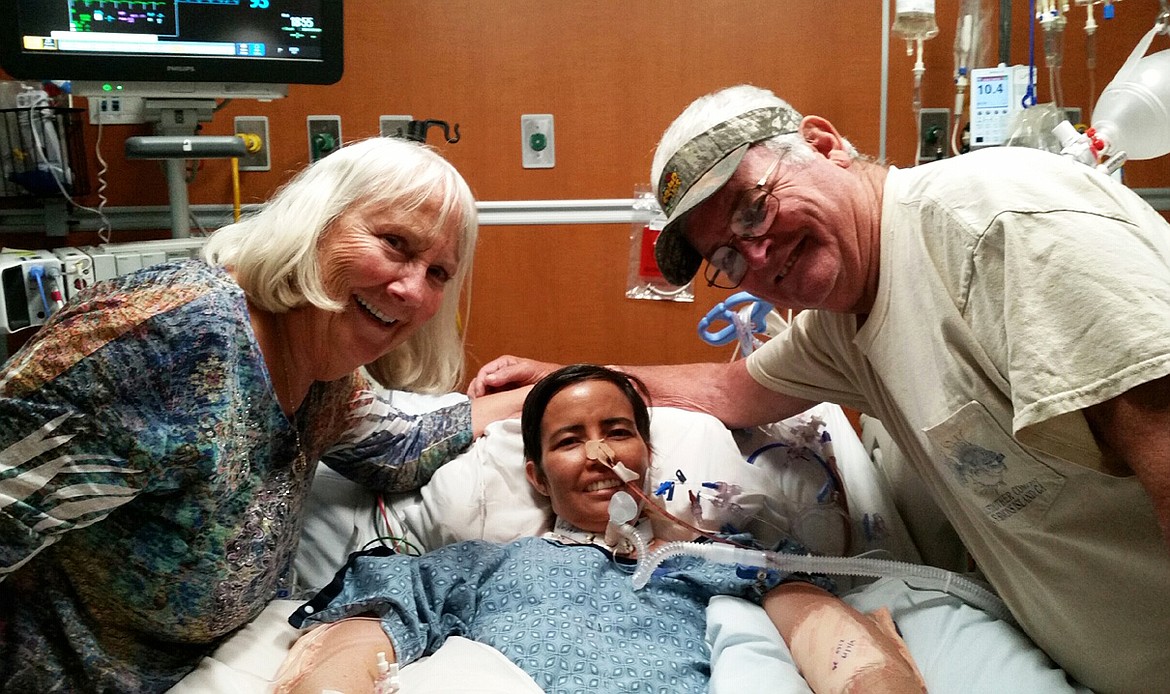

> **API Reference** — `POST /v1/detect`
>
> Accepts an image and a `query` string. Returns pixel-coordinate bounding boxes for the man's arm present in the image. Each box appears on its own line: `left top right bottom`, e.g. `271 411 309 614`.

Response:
467 355 815 430
1083 373 1170 552
614 359 817 430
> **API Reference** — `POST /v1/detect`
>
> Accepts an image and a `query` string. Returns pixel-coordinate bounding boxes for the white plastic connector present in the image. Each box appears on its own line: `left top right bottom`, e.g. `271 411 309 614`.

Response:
373 652 400 694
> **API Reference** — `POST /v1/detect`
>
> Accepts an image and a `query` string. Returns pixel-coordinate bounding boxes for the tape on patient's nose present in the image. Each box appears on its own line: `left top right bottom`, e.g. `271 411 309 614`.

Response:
585 440 615 462
585 439 641 482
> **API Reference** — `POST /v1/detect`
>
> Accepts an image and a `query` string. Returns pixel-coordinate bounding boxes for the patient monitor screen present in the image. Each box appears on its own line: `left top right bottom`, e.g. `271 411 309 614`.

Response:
13 0 329 65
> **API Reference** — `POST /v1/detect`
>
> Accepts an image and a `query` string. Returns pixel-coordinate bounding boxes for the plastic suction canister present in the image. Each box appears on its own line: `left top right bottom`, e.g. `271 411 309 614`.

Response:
1091 27 1170 160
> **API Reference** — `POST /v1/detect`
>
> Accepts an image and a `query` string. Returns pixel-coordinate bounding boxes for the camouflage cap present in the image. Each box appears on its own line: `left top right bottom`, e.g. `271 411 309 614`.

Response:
653 105 803 286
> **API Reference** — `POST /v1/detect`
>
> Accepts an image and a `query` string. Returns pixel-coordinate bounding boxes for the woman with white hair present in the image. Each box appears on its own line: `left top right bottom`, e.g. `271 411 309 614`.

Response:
0 137 515 692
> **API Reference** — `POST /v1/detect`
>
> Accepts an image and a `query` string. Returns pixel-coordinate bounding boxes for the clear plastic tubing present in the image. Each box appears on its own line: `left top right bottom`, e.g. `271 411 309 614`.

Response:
616 528 1016 626
613 491 650 557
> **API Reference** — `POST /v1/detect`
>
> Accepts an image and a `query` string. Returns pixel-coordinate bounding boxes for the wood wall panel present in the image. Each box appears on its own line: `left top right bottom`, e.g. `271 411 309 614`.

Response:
4 1 1168 383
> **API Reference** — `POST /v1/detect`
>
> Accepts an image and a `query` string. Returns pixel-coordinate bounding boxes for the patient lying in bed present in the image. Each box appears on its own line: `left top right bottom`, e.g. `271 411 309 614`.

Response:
173 373 1091 693
272 365 926 693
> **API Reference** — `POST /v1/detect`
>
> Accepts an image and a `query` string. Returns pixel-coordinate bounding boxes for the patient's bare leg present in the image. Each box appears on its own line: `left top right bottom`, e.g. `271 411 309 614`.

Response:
763 582 926 694
272 617 393 694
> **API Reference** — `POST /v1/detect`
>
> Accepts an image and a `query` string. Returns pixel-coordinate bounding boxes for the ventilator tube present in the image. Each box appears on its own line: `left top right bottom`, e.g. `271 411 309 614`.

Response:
1091 27 1170 160
608 492 648 557
617 528 1015 626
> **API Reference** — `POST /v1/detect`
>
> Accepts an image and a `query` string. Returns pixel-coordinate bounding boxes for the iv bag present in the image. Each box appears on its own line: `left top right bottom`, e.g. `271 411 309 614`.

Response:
1091 27 1170 160
892 0 939 48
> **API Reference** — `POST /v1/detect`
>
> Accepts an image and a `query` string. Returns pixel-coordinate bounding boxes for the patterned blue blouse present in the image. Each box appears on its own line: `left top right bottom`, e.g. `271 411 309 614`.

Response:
0 260 472 693
293 537 785 694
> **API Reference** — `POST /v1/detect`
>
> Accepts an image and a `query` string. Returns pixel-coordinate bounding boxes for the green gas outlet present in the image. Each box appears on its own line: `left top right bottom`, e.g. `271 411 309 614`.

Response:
307 115 342 163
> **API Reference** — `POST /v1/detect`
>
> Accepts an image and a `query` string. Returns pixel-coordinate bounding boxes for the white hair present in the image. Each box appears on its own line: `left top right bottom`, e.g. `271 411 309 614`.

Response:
202 137 478 392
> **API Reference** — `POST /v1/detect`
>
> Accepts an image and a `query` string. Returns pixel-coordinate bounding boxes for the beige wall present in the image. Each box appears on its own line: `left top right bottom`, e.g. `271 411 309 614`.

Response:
4 1 1168 382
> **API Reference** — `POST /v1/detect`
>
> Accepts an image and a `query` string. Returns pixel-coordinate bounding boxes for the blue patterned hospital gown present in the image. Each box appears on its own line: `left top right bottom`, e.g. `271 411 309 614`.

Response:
0 260 473 693
293 537 786 693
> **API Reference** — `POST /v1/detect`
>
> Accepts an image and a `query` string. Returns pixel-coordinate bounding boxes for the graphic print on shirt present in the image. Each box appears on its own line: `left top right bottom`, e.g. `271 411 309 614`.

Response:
927 401 1065 527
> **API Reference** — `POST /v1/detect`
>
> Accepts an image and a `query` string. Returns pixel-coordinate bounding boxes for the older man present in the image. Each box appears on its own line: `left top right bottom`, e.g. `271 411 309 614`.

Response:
469 84 1170 693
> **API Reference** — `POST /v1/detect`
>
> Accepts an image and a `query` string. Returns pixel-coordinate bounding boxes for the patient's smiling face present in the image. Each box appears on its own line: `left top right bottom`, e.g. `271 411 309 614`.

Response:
526 379 650 533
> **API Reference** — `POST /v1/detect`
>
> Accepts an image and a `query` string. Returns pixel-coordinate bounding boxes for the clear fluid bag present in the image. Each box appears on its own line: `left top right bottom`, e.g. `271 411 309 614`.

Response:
893 0 939 53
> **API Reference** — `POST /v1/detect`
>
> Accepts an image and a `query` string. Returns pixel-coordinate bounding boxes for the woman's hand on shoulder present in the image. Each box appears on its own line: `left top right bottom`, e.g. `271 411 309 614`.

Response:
466 355 561 398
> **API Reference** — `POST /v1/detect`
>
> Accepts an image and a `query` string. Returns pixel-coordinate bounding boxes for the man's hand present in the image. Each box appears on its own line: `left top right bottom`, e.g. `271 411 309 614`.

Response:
467 355 561 398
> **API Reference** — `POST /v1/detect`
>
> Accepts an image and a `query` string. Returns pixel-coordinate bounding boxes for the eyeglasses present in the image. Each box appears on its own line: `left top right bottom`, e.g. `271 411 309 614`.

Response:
703 153 782 289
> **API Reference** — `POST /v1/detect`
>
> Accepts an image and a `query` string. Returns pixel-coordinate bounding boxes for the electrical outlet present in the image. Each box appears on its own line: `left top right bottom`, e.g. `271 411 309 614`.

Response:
307 115 342 163
87 96 146 125
233 115 271 171
380 115 413 139
917 108 950 164
521 114 554 169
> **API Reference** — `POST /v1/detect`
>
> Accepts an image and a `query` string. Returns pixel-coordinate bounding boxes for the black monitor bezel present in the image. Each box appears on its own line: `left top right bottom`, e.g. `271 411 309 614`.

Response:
0 1 344 86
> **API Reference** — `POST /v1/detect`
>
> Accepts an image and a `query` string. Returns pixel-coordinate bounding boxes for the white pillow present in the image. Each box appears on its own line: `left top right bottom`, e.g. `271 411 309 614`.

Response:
418 417 552 547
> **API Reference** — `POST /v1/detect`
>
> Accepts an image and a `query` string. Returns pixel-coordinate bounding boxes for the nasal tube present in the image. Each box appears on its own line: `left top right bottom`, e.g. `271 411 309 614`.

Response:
611 501 1014 626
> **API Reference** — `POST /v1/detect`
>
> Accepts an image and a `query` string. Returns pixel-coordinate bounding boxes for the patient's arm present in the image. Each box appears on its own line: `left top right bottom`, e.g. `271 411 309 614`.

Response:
763 582 926 694
273 617 395 694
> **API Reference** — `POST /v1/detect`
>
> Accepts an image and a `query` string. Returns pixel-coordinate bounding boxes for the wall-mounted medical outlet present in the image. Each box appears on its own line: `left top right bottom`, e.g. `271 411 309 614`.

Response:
380 115 413 139
521 113 554 169
233 115 271 171
307 115 343 163
917 108 951 164
87 96 146 125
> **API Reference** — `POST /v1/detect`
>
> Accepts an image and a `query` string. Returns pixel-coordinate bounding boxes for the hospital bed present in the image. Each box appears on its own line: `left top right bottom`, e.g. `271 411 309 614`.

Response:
168 400 1084 693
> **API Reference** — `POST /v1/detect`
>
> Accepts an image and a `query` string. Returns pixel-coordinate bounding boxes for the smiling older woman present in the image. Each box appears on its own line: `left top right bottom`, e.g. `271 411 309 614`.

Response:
0 137 517 693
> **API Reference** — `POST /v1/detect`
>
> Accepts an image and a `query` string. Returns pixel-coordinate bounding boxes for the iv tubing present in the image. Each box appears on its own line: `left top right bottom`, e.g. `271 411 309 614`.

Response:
622 533 1015 626
1085 2 1098 109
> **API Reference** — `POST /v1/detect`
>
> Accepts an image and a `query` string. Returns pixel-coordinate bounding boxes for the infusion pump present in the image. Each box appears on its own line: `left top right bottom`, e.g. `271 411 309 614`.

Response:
969 64 1036 149
0 238 207 333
